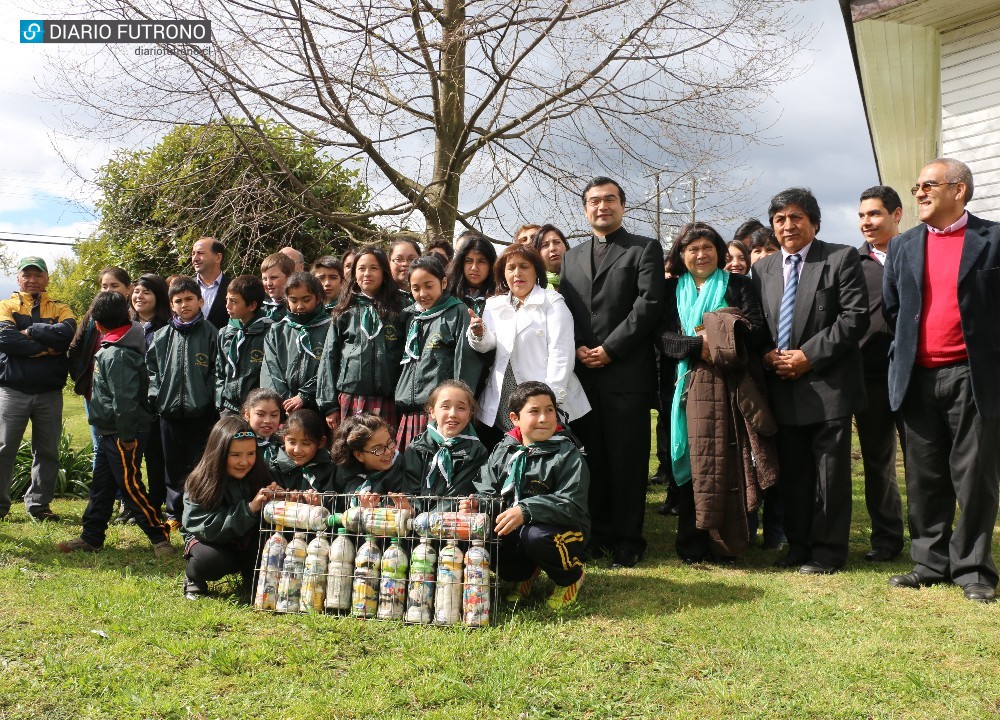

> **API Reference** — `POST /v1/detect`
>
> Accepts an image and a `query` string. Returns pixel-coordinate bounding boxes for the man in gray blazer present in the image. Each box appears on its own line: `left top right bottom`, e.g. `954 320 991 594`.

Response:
751 188 869 574
560 177 665 568
884 158 999 604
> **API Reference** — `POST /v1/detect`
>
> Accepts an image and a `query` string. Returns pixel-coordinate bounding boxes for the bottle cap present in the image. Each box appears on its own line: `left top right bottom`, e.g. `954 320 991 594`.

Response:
338 527 346 534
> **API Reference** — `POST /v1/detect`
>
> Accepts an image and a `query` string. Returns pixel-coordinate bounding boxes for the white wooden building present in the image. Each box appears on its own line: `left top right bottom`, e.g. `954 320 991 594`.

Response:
840 0 1000 229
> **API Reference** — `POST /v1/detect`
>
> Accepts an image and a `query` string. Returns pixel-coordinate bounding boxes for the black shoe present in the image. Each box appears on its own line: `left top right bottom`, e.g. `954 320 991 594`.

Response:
762 541 786 551
648 466 668 487
114 508 137 525
962 583 996 603
28 507 60 522
611 549 642 569
772 553 807 569
184 577 208 600
888 571 946 589
799 560 838 575
864 548 900 562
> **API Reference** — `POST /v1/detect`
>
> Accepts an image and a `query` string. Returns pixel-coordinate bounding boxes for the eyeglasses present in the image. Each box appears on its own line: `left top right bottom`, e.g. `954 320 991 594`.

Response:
910 181 959 196
585 194 621 208
361 438 397 456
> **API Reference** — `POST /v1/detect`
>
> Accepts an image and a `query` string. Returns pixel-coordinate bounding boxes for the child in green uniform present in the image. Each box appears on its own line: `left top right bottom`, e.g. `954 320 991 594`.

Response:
261 272 331 414
242 388 283 464
260 252 294 322
330 413 406 510
269 408 336 499
462 381 590 610
316 246 404 431
311 255 344 313
446 235 497 317
395 255 482 449
215 275 273 415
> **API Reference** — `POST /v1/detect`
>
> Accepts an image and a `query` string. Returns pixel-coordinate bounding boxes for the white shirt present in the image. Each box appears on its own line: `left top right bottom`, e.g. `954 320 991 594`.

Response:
781 240 813 285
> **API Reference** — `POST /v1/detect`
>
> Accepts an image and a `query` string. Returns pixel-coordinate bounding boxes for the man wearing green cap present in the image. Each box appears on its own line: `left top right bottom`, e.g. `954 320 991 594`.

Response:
0 257 76 521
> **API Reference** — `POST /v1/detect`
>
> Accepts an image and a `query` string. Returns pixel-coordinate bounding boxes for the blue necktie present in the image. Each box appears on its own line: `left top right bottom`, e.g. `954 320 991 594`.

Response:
777 253 800 350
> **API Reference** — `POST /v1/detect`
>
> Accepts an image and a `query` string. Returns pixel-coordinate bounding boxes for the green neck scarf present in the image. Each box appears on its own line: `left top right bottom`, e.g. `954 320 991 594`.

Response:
224 310 266 379
669 269 729 486
356 294 382 340
424 422 478 489
284 307 331 360
500 435 571 503
401 295 464 365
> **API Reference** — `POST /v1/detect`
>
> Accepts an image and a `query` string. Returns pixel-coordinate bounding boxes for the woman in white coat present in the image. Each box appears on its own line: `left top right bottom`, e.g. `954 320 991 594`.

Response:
467 244 590 448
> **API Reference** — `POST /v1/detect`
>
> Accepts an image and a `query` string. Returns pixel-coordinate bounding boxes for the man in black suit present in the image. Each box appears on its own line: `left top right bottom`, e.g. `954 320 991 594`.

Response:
560 177 665 568
855 185 906 563
191 237 231 329
884 158 999 604
751 188 869 574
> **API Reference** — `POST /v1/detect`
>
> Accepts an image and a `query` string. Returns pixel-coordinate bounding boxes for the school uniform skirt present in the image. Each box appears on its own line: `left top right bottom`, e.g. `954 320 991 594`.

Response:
338 393 399 432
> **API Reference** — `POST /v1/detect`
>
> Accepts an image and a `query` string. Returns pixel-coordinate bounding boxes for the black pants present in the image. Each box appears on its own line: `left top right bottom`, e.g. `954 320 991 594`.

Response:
161 415 216 521
497 523 585 586
185 538 260 585
854 374 905 555
747 486 785 546
900 363 999 587
572 386 651 556
776 417 853 568
82 433 169 547
144 418 166 511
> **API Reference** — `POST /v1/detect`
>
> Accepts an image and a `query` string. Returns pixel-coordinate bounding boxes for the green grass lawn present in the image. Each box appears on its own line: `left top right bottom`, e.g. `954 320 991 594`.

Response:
2 392 997 719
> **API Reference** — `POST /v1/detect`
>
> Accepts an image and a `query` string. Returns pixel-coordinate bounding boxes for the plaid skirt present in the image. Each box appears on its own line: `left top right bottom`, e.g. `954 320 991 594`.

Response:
338 393 399 432
395 410 429 452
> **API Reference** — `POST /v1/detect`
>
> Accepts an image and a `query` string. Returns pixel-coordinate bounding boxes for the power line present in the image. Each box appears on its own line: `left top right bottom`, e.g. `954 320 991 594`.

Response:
0 230 90 240
0 237 77 247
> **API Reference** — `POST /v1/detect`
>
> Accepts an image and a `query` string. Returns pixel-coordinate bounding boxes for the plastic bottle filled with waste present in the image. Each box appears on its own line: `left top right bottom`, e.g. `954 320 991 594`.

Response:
263 500 331 531
300 532 330 613
377 538 409 620
253 530 288 610
325 528 355 612
276 532 309 613
332 506 412 537
405 537 437 624
412 511 491 541
434 539 464 625
463 539 491 627
351 535 381 618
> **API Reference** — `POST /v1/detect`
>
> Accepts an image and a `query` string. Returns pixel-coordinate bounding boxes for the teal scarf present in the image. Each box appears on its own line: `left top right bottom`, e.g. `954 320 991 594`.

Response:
356 294 382 340
224 310 266 379
284 307 331 360
500 434 571 503
401 295 464 365
262 299 284 321
424 422 479 490
669 269 730 486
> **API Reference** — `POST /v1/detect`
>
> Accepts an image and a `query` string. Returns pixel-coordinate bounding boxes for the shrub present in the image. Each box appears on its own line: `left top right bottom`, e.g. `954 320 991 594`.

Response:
10 426 92 499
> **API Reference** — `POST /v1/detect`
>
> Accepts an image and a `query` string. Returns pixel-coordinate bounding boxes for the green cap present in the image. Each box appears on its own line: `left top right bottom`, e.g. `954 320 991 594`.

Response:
17 257 48 273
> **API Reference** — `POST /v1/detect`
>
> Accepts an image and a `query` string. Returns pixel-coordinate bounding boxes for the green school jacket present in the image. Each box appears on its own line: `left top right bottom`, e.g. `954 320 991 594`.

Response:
182 480 262 545
215 312 274 414
401 428 488 513
260 308 331 407
315 302 405 415
473 431 591 540
394 299 482 411
335 452 407 496
88 322 154 442
269 447 337 494
146 317 218 420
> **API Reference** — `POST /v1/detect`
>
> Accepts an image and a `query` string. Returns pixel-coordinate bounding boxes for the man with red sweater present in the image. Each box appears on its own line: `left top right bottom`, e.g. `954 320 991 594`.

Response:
884 158 999 603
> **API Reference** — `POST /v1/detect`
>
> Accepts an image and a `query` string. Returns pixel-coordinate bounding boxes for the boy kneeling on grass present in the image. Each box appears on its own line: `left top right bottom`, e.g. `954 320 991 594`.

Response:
460 381 589 610
58 292 174 557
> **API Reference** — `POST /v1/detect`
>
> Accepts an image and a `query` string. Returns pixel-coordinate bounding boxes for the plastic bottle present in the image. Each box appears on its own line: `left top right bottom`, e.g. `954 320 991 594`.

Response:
263 500 331 531
332 506 412 537
253 531 288 610
377 538 409 620
434 539 464 625
276 532 308 613
300 532 331 613
412 511 491 541
405 537 437 624
463 539 491 627
351 535 381 618
325 528 355 612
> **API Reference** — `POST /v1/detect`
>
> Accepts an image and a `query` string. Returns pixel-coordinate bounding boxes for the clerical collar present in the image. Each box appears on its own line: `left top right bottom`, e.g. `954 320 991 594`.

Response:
595 227 627 244
927 211 968 235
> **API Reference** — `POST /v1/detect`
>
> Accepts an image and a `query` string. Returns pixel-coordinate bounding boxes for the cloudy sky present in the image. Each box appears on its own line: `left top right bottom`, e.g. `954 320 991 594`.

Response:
0 1 880 294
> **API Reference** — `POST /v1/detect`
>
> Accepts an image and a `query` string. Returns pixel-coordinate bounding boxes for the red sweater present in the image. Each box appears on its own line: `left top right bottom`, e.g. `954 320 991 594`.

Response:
916 227 967 368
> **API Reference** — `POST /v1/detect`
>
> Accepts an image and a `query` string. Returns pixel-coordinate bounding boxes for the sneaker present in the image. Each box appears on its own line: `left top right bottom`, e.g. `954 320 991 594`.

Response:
29 507 60 522
114 508 137 525
184 577 208 600
504 567 541 603
152 541 176 558
165 518 182 533
57 537 100 553
546 569 584 610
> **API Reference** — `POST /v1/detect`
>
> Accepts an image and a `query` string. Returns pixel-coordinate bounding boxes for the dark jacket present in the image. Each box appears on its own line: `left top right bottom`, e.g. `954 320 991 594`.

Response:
559 227 665 394
315 302 405 415
0 291 76 394
146 317 219 419
261 309 331 407
884 213 1000 419
88 322 155 442
858 242 892 377
394 300 482 411
270 447 337 494
202 272 232 330
67 315 101 398
215 312 274 414
473 431 591 541
401 428 488 513
182 479 262 546
335 452 407 496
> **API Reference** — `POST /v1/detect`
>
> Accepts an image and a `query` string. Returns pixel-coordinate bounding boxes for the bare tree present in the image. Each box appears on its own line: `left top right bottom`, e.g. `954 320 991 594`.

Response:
44 0 808 242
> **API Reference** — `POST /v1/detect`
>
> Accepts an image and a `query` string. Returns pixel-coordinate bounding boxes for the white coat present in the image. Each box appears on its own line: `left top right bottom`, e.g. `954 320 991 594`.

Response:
467 284 591 424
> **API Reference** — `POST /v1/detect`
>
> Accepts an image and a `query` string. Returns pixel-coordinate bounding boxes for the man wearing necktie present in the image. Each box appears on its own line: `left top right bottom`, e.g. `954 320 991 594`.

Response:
750 187 869 575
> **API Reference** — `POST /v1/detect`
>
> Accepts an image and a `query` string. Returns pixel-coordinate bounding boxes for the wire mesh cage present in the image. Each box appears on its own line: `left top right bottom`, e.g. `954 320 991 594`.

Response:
251 494 501 627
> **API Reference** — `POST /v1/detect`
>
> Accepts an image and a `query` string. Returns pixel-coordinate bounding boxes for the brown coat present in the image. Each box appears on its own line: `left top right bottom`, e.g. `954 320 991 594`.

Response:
685 308 779 556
